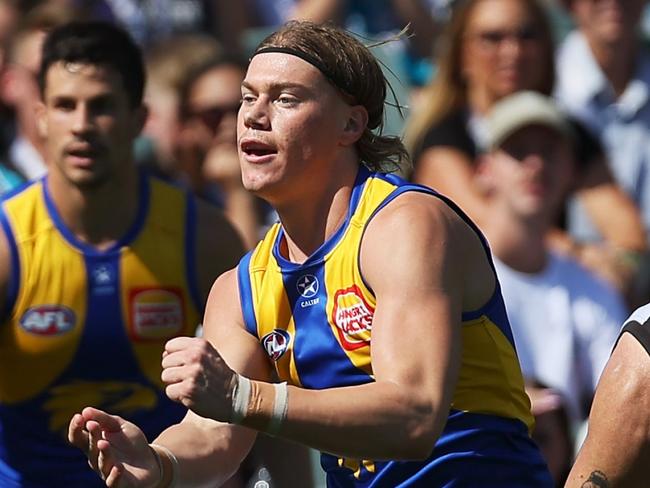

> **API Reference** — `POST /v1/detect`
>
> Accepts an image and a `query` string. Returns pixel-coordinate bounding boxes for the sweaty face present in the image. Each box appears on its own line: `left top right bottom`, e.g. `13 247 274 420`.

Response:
237 52 351 203
40 61 142 189
462 0 547 104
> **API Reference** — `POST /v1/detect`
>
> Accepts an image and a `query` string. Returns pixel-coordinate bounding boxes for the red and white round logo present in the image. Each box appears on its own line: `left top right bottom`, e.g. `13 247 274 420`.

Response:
20 305 76 335
261 329 292 361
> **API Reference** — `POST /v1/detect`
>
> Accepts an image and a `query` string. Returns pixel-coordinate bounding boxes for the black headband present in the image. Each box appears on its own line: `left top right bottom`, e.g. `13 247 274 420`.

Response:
252 46 353 99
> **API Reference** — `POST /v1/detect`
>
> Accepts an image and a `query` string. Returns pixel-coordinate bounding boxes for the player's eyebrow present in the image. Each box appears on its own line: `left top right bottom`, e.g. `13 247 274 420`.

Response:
241 80 310 92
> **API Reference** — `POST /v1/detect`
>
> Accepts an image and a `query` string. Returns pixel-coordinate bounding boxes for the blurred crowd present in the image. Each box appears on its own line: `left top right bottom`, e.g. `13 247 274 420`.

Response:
0 0 649 486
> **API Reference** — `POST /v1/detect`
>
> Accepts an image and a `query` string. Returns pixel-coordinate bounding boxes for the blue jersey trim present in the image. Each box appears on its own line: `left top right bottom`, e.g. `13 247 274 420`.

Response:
0 178 36 203
272 166 371 270
237 251 259 338
42 170 150 255
184 192 202 311
0 207 19 322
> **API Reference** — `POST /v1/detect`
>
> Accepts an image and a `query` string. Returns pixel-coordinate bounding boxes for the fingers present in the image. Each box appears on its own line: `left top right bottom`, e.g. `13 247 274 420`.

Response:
86 420 104 471
164 336 201 354
104 465 123 488
68 413 89 450
81 407 124 433
97 439 121 486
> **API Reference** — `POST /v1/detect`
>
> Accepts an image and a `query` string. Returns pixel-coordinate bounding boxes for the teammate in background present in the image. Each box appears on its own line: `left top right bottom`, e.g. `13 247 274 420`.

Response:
70 21 552 487
0 21 242 486
565 302 650 488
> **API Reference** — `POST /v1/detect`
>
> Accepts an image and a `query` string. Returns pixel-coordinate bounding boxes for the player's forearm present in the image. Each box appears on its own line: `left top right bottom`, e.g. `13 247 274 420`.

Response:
236 378 444 460
153 416 255 487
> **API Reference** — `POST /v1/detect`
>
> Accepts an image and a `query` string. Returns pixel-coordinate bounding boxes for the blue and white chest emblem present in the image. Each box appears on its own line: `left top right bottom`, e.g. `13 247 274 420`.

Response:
91 263 116 295
296 274 319 298
261 329 292 361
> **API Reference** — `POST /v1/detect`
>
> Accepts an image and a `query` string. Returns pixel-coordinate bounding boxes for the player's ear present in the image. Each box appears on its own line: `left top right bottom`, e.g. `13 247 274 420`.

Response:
340 105 368 146
35 101 47 139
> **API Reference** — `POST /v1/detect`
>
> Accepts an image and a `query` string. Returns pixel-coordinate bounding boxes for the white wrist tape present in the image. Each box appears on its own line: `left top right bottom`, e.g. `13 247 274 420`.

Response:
231 374 252 424
267 382 289 435
150 443 178 488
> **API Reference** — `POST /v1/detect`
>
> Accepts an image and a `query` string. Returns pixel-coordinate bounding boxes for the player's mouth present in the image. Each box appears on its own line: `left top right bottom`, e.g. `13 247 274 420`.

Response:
240 138 277 164
65 144 100 166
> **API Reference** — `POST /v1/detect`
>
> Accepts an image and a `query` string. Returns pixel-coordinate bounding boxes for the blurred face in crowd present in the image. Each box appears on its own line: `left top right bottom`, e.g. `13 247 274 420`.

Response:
38 62 145 189
572 0 647 45
2 29 47 139
185 63 244 151
461 0 547 107
481 125 574 220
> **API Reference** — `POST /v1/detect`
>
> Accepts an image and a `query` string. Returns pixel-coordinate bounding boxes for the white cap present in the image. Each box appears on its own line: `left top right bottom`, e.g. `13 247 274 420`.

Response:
485 91 573 149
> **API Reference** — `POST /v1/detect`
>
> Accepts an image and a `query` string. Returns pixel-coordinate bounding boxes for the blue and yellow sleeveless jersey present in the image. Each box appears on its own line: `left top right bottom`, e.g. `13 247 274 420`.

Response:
0 174 202 487
238 168 552 487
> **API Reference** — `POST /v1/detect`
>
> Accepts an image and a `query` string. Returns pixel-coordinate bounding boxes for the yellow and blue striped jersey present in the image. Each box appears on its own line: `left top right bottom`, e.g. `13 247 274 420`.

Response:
238 168 552 487
0 174 201 487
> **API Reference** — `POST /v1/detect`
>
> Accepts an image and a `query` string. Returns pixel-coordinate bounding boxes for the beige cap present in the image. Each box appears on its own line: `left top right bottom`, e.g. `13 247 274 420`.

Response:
485 91 573 149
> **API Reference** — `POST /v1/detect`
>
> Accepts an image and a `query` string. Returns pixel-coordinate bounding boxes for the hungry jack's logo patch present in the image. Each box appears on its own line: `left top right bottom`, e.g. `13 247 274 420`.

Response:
331 285 374 350
129 287 184 341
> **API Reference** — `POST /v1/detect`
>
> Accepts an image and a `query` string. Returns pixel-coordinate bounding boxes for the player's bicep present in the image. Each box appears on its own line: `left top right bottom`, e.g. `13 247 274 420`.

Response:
201 268 271 382
567 332 650 486
362 195 462 412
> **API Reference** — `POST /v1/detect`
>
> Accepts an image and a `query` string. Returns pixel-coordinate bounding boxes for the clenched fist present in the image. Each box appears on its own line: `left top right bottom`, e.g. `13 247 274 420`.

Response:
162 337 238 421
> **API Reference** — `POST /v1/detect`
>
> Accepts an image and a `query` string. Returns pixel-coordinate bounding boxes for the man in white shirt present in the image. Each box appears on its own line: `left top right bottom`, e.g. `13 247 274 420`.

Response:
477 91 628 484
555 0 650 246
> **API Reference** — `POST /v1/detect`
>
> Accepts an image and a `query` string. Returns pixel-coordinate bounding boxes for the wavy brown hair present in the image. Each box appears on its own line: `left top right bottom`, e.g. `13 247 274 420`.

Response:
254 21 409 173
404 0 555 157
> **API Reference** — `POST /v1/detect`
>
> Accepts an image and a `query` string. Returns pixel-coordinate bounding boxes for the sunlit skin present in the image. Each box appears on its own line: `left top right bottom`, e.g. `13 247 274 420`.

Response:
462 0 546 113
237 53 361 210
38 61 145 192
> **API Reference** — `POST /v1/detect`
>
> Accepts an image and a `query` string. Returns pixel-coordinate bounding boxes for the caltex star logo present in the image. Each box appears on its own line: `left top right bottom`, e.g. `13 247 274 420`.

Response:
296 274 319 298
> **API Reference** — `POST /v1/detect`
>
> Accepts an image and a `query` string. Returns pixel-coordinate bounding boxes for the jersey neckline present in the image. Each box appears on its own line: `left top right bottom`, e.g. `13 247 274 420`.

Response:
41 170 150 256
271 166 371 271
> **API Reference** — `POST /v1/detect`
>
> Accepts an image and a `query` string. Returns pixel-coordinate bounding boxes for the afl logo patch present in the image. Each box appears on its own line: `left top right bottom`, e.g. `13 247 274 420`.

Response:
331 285 374 350
20 305 76 335
261 329 291 361
296 274 319 298
129 287 184 341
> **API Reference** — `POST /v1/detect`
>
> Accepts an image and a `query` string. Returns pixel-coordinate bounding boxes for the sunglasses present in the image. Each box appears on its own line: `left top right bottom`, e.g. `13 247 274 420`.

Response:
187 102 241 130
470 26 540 48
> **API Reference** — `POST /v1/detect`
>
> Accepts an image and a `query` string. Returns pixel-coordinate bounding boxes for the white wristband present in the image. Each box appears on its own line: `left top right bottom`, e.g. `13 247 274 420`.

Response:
231 374 252 424
267 382 289 435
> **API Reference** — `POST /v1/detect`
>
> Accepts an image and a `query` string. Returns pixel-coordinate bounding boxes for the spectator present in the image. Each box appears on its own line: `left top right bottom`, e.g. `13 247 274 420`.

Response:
477 91 627 485
177 55 266 249
141 33 222 178
0 2 80 182
555 0 650 302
